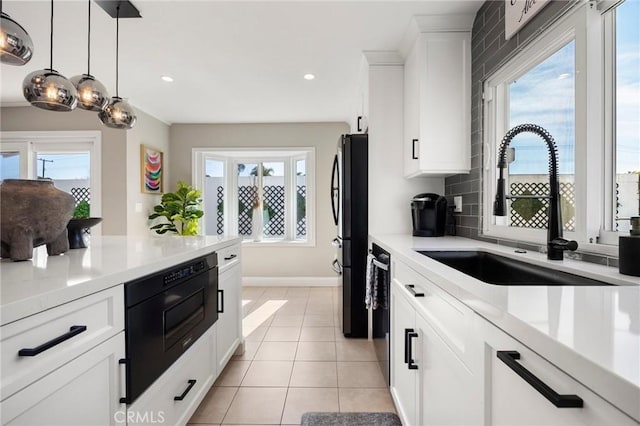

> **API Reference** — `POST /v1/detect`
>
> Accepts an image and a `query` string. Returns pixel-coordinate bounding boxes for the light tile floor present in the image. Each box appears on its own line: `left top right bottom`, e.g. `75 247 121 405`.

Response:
188 286 396 425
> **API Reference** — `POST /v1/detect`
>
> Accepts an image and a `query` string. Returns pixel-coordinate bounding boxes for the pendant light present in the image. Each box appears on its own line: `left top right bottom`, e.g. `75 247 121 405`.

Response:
22 0 77 111
99 4 136 129
71 0 109 111
0 1 34 65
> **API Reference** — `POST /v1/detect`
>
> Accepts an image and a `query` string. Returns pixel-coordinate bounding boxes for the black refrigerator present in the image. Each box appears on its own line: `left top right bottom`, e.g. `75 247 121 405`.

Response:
331 133 368 338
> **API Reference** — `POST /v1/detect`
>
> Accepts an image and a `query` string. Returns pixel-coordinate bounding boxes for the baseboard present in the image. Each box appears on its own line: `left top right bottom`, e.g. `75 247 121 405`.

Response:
242 276 340 287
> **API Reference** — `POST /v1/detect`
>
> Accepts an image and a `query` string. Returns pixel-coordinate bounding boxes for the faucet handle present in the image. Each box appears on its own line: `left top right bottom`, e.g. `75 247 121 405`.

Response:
550 238 578 252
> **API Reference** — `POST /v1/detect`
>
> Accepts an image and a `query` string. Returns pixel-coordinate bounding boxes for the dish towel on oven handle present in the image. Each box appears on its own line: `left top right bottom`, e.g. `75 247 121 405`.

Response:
365 253 378 309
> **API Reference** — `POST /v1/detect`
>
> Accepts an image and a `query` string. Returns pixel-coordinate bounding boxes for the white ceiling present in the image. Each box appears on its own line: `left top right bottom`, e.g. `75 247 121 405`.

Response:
1 1 481 124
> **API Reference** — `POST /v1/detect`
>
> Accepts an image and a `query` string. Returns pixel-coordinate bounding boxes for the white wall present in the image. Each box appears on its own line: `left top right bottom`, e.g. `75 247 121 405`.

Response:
365 55 443 234
125 109 171 236
169 122 348 279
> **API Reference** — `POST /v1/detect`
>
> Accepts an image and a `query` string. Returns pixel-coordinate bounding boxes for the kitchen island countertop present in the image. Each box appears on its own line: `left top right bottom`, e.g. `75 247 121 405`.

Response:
370 234 640 422
0 235 241 326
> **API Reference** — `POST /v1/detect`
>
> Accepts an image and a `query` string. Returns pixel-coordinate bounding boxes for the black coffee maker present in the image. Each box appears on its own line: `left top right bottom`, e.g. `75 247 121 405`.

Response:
411 193 448 237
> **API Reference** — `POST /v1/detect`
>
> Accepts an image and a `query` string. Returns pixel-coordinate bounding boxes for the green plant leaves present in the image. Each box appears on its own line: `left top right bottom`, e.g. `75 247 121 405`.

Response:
148 181 204 236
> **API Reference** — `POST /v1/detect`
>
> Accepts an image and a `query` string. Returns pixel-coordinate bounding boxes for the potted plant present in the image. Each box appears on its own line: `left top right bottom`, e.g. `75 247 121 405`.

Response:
67 200 103 249
149 181 204 235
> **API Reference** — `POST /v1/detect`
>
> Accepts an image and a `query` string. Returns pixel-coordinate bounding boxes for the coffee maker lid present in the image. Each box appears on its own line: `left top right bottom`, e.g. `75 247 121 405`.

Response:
412 193 442 202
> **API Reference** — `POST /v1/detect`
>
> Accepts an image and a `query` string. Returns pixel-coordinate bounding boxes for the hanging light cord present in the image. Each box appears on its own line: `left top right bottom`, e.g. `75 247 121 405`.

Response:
115 4 119 97
86 0 91 75
49 0 53 71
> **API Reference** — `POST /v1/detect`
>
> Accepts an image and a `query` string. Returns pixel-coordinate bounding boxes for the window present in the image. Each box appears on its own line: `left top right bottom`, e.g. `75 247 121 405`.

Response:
484 1 640 253
194 148 315 246
609 0 640 234
0 131 102 231
483 8 584 245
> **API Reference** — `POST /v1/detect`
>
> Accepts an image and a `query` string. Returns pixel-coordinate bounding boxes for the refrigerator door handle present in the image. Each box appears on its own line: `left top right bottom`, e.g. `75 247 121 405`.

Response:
331 154 340 226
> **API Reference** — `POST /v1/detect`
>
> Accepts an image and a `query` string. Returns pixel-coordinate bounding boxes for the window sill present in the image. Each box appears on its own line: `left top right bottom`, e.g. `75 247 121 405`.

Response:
241 239 315 248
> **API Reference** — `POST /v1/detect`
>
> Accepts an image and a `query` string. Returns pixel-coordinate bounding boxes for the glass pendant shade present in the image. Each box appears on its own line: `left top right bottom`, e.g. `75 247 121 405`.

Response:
0 12 33 65
71 74 109 111
98 96 136 129
22 68 78 111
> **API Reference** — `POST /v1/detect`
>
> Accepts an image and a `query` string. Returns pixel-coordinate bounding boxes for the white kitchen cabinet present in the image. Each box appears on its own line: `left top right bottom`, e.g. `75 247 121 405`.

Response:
391 259 481 426
215 243 242 374
1 332 125 426
0 284 125 426
404 31 471 177
128 325 216 426
479 316 639 426
390 280 417 426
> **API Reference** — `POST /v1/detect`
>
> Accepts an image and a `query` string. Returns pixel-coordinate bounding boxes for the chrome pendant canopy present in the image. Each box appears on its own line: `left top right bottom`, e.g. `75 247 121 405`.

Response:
23 68 78 111
0 12 33 65
71 74 108 111
98 96 136 129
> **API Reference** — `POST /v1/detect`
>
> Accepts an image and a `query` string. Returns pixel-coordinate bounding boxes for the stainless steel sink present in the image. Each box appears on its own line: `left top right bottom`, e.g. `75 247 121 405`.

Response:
418 250 613 286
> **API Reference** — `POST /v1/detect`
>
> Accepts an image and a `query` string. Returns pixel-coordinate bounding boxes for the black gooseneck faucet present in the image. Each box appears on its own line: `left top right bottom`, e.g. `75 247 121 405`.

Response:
493 123 578 260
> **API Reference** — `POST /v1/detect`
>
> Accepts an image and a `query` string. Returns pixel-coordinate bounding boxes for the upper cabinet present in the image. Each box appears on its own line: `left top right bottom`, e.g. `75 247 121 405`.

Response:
403 20 472 178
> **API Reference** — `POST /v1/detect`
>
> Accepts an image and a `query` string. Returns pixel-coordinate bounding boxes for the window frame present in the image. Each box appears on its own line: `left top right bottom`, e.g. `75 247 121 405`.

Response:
193 147 316 247
481 3 623 256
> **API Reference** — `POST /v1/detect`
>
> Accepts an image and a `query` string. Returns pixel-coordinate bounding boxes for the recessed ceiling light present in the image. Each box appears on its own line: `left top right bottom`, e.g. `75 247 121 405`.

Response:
303 74 315 80
161 76 174 82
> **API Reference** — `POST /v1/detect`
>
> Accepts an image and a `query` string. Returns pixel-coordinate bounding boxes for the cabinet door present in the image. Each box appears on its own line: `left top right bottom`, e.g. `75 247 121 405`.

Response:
403 41 420 177
390 282 417 426
481 318 638 426
1 332 125 426
216 262 241 374
416 313 480 426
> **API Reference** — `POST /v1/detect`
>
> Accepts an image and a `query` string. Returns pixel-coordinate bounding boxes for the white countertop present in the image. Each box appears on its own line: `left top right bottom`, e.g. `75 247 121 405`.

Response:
0 235 241 326
370 234 640 422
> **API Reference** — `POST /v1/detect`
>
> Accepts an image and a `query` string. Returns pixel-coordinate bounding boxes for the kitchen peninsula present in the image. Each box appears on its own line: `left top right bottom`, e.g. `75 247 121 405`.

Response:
0 235 242 425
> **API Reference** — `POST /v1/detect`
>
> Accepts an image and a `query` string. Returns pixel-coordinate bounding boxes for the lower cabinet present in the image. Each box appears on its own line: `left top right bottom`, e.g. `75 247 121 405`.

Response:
1 332 125 426
126 325 216 426
216 246 242 375
390 264 481 426
479 317 639 426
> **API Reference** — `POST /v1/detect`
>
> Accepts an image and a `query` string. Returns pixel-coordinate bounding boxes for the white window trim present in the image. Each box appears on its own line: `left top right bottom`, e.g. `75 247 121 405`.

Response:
193 147 316 247
481 4 622 256
0 131 103 236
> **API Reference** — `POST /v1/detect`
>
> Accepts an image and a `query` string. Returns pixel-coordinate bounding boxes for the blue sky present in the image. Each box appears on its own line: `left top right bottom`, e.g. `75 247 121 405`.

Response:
0 153 89 180
508 0 639 175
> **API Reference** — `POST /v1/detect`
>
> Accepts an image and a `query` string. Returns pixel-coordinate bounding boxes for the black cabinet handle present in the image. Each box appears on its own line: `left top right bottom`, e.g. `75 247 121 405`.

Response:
174 379 197 401
404 328 412 364
405 284 424 297
357 116 363 132
412 139 419 159
224 254 237 261
497 351 583 408
407 330 418 370
218 289 224 313
18 325 87 357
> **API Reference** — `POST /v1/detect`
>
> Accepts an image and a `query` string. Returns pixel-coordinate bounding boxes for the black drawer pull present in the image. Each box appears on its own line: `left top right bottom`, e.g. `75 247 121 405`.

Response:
404 328 412 364
405 284 424 297
224 254 237 261
119 358 129 404
18 325 87 357
174 379 197 401
218 289 224 314
412 139 419 159
357 116 363 132
497 351 583 408
407 330 418 370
